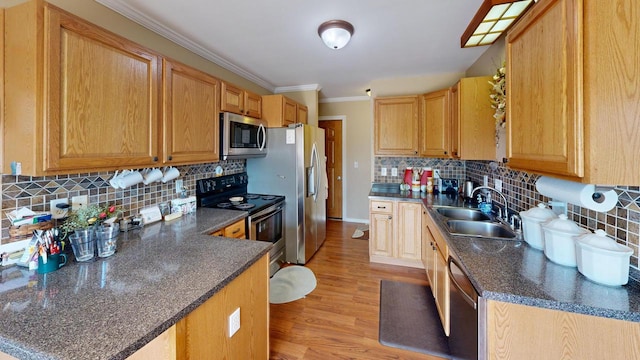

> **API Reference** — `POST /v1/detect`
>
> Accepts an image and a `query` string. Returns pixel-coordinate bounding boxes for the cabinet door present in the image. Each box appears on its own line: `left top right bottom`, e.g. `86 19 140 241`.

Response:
457 76 496 160
45 5 160 171
423 213 437 293
434 243 450 336
506 0 583 177
243 90 262 118
297 104 308 124
397 202 422 261
420 89 451 157
220 82 244 115
283 97 298 125
163 59 220 164
374 96 419 155
449 84 461 159
370 213 394 257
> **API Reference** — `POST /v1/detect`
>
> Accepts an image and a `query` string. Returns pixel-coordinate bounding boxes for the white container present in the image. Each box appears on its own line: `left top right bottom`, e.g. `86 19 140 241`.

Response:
520 203 557 250
541 214 589 267
574 229 633 286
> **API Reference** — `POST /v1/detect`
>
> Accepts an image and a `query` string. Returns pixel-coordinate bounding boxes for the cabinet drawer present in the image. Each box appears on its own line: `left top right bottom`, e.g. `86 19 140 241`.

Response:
224 220 246 239
370 200 393 214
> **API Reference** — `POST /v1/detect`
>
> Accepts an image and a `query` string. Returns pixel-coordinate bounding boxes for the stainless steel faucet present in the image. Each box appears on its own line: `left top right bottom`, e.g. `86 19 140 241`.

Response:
471 186 509 222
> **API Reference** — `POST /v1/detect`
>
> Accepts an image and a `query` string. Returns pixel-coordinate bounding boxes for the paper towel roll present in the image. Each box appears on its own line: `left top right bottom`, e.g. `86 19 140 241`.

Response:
535 176 618 212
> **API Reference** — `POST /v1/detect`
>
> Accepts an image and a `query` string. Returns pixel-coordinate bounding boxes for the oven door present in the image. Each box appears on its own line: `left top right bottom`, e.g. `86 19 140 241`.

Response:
249 203 284 243
220 112 267 160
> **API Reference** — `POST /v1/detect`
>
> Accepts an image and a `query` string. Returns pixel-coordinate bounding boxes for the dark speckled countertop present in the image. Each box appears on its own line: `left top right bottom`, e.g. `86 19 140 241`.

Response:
0 208 271 360
370 184 640 322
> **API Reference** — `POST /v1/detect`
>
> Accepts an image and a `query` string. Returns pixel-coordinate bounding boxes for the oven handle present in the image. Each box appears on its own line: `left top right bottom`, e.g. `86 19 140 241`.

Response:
250 204 284 224
448 256 477 310
258 124 266 151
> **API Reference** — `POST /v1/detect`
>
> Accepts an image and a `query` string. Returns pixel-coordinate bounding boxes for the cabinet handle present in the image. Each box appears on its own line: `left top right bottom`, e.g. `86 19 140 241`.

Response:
388 216 392 220
168 155 173 161
377 206 386 209
231 228 241 234
153 156 158 162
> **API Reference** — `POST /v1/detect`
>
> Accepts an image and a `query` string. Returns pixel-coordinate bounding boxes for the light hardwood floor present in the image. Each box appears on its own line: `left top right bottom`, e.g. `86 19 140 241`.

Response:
269 220 446 360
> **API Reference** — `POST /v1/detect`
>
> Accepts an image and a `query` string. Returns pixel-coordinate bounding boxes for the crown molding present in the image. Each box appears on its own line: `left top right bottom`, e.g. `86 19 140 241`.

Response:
96 0 275 92
319 96 371 103
274 84 322 93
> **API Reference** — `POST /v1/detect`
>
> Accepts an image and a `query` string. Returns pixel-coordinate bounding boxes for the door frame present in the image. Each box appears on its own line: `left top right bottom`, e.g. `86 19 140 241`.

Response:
319 115 347 220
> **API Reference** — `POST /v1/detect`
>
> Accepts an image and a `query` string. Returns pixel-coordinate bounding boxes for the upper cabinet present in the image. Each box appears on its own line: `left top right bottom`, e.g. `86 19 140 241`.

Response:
4 1 160 175
374 96 420 156
220 81 262 118
262 94 307 127
506 0 640 184
420 89 451 157
162 59 220 164
451 76 496 160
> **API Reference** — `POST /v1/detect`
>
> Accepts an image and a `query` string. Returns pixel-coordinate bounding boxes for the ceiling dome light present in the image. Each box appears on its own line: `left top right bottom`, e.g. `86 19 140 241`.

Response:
318 20 354 50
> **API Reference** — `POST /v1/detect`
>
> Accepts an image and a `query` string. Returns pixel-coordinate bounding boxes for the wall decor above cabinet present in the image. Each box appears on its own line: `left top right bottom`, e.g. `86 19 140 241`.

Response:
506 0 640 184
261 94 308 127
220 81 262 118
4 0 160 175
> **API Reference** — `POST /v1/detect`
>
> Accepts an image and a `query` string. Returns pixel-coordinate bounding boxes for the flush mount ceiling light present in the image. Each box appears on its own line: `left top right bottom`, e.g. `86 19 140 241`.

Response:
318 20 354 50
461 0 534 48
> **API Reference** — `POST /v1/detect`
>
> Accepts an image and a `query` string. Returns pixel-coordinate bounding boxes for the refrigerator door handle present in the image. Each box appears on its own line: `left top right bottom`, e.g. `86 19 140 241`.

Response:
314 143 321 202
307 166 315 197
258 124 266 151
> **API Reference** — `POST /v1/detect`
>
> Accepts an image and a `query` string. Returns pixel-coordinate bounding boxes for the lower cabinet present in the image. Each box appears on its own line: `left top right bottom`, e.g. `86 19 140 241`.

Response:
485 300 640 360
423 210 450 335
210 219 246 239
369 200 423 268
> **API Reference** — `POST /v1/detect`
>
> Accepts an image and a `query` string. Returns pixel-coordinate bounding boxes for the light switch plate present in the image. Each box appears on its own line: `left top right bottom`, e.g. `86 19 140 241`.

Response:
381 168 387 176
494 179 503 192
391 168 398 177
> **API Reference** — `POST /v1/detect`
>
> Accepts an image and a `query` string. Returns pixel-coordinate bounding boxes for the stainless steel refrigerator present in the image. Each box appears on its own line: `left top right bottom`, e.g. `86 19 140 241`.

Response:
246 124 327 264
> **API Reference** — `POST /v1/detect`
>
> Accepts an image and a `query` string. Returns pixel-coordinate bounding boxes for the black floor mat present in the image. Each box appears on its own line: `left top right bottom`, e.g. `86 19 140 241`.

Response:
379 280 451 358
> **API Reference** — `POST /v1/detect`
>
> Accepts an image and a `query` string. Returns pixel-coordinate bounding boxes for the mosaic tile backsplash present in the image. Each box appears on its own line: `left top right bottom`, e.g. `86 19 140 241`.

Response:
374 156 640 272
1 160 245 243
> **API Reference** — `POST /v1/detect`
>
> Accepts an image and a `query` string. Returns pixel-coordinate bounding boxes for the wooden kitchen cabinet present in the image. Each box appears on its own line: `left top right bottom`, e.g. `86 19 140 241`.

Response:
210 219 246 239
176 254 268 359
261 94 305 127
506 0 640 184
163 59 220 164
485 300 640 359
374 96 420 156
220 81 262 118
421 210 436 290
297 104 308 124
424 210 449 335
451 76 496 160
420 89 451 157
3 0 160 175
369 199 423 268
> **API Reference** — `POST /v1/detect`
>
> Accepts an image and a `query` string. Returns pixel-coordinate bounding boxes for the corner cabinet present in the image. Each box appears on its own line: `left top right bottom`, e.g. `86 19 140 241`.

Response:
420 89 451 157
369 199 423 268
506 0 640 184
220 81 262 118
4 1 160 175
163 59 220 164
374 96 420 156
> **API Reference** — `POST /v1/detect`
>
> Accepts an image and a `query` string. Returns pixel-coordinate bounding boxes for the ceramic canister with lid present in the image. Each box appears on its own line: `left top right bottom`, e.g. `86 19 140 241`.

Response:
519 203 557 250
541 214 589 267
574 229 633 286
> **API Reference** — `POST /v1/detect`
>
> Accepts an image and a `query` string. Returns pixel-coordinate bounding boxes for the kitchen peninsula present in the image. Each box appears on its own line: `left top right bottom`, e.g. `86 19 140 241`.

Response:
0 208 270 360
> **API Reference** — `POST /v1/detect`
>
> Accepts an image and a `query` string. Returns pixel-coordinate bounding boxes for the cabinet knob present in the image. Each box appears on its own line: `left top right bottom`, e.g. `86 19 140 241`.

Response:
153 156 158 162
168 155 173 161
388 215 392 220
444 151 448 155
414 151 418 154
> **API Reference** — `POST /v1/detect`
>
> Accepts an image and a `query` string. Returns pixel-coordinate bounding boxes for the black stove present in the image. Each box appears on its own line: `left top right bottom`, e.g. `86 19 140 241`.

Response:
196 173 284 215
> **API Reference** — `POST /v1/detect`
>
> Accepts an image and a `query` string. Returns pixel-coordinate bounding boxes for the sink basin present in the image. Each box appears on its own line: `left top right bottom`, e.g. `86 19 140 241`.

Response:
371 183 401 194
436 207 491 221
445 220 517 240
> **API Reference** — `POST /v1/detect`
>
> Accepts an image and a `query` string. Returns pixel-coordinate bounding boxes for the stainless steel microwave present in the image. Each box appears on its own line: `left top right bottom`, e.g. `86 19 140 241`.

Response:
220 112 267 160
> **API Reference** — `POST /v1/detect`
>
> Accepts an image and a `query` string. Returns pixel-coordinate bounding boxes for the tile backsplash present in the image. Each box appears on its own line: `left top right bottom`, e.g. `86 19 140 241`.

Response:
1 160 245 243
373 156 640 272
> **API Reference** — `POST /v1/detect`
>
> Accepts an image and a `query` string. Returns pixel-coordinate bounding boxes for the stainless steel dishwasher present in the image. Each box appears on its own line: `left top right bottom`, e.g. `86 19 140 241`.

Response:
448 250 479 360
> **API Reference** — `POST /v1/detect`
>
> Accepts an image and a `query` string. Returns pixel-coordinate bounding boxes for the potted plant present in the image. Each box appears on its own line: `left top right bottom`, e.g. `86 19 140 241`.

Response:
60 204 121 237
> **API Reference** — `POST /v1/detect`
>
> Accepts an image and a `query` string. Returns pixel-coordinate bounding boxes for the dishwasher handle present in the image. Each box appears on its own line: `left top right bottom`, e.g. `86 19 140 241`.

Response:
448 256 477 310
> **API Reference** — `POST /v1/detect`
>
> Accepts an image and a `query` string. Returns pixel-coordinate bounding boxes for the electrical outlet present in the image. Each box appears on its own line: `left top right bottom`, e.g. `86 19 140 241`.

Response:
228 307 241 338
483 175 489 187
495 179 503 192
71 195 88 211
354 161 359 169
175 179 184 194
391 168 398 177
381 167 387 176
50 198 69 219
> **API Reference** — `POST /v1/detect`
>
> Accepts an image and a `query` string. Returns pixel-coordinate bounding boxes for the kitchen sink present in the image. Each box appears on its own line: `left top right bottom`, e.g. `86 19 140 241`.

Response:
445 220 518 240
435 207 491 221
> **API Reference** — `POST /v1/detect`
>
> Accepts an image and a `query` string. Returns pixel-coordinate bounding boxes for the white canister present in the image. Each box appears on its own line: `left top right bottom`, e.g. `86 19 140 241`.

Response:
519 203 557 250
574 229 633 286
541 214 589 267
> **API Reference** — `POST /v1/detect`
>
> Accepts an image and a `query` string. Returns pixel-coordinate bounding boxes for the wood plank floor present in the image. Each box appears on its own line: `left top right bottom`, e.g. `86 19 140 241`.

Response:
269 220 447 360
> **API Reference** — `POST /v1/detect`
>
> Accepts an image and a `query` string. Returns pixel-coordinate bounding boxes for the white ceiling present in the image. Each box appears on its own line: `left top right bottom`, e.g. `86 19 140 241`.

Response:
96 0 488 100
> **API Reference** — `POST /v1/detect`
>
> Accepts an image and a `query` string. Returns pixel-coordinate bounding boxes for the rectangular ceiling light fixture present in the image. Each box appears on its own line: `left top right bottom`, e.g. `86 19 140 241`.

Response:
461 0 534 48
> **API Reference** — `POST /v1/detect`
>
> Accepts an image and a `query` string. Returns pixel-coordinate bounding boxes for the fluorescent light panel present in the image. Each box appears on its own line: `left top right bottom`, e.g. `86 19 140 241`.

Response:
462 0 533 48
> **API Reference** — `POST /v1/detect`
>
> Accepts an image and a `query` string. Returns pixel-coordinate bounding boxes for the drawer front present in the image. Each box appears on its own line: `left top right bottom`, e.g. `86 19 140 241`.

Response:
224 220 246 239
370 200 393 214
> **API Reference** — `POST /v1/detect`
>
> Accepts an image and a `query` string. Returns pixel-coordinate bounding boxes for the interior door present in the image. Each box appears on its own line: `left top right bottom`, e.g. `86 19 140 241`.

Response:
319 120 343 219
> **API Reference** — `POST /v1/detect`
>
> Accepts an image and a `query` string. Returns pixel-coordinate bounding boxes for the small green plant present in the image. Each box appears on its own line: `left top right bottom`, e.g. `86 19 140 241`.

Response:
60 204 121 234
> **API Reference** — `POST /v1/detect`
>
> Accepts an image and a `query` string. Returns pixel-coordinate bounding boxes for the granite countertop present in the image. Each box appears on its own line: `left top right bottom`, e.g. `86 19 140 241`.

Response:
369 184 640 322
0 208 271 360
